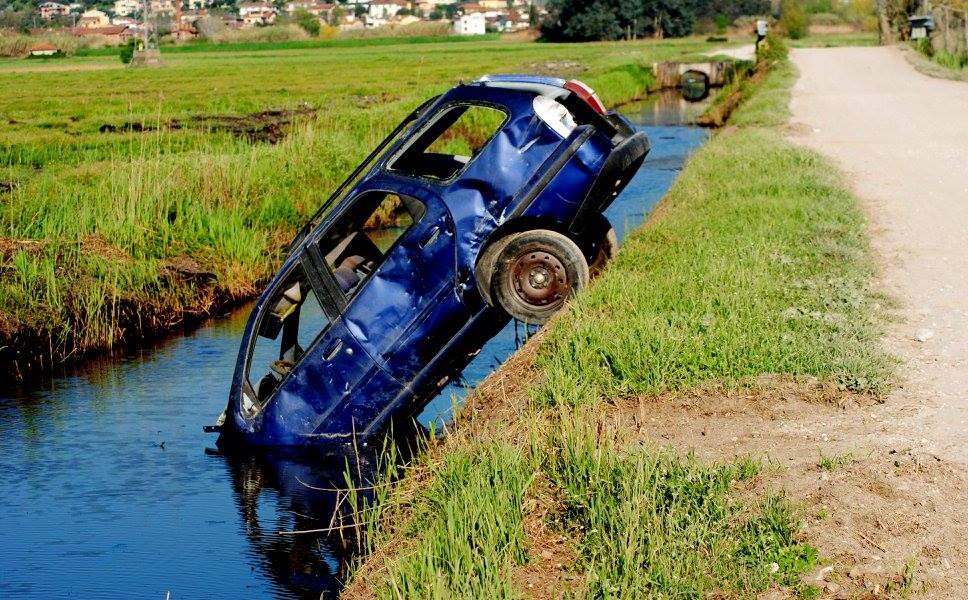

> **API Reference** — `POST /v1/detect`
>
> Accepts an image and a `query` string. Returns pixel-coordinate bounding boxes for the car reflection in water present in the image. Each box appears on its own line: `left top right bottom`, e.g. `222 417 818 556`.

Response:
215 442 391 599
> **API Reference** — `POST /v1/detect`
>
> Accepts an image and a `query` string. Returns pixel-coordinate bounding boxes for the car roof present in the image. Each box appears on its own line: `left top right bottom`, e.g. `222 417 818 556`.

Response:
472 74 570 99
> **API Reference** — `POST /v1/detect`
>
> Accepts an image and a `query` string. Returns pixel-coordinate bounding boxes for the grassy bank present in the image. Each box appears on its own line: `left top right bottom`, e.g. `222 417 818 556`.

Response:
906 41 968 82
0 37 723 377
345 43 892 599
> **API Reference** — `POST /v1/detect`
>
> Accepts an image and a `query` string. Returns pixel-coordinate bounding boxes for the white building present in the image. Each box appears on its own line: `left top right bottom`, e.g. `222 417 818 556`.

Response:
112 0 140 17
454 12 485 35
238 1 276 17
368 0 405 20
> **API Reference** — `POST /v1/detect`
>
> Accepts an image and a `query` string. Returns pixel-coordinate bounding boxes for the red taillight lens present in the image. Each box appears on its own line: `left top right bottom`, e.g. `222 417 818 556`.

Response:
564 79 606 114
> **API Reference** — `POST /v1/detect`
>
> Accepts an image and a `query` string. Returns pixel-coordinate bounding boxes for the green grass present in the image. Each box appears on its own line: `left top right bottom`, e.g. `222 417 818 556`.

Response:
534 65 891 408
817 451 855 471
360 415 818 600
0 36 719 373
785 31 879 47
72 33 502 57
349 50 883 599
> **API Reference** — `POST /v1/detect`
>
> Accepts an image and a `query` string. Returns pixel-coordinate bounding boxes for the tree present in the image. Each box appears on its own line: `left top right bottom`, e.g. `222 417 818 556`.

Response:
293 8 321 36
779 0 809 38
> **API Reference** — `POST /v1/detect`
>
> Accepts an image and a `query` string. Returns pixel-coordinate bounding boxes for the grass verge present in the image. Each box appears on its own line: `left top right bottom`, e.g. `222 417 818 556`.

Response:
344 43 892 600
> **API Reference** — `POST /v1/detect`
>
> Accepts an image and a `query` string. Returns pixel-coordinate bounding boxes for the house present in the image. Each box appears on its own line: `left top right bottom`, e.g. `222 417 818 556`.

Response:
241 10 276 26
238 1 276 17
284 0 335 20
111 15 139 27
113 0 140 17
478 0 507 8
29 42 60 56
454 11 485 34
78 9 111 28
149 0 177 16
38 2 70 20
69 25 134 45
368 0 407 20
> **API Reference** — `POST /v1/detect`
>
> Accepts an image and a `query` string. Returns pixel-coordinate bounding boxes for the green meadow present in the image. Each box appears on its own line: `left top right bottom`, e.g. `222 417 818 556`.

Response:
0 36 725 374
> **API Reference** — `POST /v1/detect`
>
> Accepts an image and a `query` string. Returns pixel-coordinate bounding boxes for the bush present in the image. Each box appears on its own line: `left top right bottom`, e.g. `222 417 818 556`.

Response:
803 0 832 13
809 12 844 25
0 33 90 58
119 38 136 64
293 9 321 37
779 0 810 39
758 32 789 64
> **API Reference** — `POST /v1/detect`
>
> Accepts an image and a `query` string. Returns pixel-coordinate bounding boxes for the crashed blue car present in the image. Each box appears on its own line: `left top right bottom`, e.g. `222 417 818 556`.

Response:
211 75 650 447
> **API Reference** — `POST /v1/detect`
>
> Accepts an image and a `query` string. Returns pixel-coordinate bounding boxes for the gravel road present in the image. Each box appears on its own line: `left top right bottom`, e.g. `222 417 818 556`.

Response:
789 46 968 465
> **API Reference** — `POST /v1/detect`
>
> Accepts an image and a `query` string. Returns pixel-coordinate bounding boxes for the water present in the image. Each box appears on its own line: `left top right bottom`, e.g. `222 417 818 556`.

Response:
0 95 710 600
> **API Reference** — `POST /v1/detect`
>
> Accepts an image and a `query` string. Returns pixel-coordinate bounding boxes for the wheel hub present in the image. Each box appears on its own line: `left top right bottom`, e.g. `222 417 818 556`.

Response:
511 252 568 307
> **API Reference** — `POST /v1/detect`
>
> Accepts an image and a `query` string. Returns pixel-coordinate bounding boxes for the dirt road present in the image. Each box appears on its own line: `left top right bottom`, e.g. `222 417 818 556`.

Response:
790 46 968 465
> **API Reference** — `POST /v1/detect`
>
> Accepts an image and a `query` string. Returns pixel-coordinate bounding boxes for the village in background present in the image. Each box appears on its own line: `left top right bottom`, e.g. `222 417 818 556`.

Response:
8 0 541 55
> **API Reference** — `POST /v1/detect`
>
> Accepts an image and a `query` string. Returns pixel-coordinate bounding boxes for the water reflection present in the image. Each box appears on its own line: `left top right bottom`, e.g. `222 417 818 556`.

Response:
218 449 365 600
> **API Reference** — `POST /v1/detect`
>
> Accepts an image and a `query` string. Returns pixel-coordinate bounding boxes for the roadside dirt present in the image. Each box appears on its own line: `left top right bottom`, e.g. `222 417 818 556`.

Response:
737 46 968 597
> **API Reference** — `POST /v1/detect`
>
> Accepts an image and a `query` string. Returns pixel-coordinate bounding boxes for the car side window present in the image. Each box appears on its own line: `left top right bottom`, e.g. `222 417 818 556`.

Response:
316 191 425 298
246 264 331 406
388 104 506 181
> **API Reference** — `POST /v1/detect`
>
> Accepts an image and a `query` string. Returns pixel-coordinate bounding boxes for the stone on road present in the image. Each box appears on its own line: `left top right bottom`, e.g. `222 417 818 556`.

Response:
790 46 968 464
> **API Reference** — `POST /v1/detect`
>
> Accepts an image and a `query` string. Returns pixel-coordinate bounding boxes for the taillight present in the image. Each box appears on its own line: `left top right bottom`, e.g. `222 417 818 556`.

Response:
564 79 606 115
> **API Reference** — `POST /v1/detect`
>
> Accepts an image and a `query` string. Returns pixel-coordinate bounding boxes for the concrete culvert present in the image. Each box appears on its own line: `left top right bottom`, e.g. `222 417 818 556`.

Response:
681 70 710 102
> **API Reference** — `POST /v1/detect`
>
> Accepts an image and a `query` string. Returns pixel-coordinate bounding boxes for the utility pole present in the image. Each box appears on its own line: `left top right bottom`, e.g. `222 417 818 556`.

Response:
130 0 163 66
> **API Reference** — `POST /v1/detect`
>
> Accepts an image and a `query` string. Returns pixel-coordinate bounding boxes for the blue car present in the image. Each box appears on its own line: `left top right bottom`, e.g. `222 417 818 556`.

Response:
211 75 650 447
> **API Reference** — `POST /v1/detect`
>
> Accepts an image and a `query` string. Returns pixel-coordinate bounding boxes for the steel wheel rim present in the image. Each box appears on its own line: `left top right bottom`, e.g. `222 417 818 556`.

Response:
509 250 568 308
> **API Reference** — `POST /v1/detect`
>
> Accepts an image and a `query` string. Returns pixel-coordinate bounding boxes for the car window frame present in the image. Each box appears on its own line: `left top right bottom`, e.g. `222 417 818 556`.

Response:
306 189 428 314
241 257 341 406
384 100 510 185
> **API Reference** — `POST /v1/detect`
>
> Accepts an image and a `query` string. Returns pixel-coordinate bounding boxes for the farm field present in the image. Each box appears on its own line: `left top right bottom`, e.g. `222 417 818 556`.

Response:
0 35 730 376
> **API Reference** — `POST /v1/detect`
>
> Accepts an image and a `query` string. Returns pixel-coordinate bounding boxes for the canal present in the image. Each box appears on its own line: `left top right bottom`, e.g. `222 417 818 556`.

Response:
0 91 710 600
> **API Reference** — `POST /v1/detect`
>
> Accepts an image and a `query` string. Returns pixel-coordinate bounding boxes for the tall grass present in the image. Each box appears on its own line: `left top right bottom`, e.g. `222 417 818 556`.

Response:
1 37 714 373
357 412 819 599
348 54 889 599
534 61 890 409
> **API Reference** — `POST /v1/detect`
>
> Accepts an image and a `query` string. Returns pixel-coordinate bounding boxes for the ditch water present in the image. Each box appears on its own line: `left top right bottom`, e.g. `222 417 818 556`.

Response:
0 90 710 600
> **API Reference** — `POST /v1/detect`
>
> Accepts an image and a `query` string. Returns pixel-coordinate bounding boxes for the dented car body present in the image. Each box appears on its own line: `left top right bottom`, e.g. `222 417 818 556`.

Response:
213 75 650 447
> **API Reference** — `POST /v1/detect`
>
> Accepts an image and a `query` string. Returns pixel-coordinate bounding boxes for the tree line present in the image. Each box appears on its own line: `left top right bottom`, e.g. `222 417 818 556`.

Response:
540 0 771 41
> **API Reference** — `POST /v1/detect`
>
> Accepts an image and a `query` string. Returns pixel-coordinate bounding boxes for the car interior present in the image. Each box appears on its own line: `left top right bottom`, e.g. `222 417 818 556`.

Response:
389 104 506 181
317 191 424 296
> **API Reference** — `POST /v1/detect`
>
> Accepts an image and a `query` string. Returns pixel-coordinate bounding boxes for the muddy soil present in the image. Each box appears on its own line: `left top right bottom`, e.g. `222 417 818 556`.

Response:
97 105 317 144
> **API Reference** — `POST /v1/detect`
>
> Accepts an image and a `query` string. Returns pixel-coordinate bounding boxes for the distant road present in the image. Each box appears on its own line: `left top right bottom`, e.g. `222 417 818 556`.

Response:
790 46 968 464
705 44 756 61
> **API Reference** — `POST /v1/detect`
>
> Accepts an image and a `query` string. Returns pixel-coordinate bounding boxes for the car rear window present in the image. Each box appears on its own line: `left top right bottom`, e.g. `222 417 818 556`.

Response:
388 104 506 182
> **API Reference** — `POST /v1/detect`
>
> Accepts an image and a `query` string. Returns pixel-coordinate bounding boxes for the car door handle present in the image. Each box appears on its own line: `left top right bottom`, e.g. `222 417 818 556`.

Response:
420 226 441 248
324 339 344 361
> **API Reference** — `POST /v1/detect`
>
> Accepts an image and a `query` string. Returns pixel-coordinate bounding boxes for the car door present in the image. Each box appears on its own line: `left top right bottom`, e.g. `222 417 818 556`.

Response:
239 259 394 444
311 184 466 406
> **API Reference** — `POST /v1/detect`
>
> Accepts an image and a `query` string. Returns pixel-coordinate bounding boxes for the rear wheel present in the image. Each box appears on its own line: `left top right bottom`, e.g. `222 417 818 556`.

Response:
492 229 589 324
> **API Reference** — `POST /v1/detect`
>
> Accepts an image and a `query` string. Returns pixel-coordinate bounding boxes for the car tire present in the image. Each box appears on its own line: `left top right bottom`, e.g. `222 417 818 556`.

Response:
581 214 619 278
492 229 589 324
